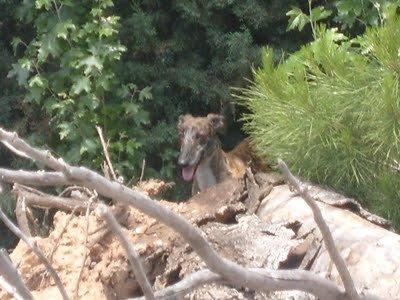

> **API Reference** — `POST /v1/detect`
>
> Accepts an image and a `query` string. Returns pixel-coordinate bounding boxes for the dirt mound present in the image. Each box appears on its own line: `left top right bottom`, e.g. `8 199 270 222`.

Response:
1 174 399 299
6 206 161 299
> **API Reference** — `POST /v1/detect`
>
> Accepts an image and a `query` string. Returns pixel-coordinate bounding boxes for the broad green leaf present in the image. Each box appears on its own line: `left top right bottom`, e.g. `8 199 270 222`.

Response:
123 102 139 115
286 7 310 32
55 21 76 40
7 63 30 86
38 34 61 62
133 109 150 125
126 139 140 155
19 58 32 69
24 87 43 104
11 37 24 55
78 56 103 75
310 7 332 22
286 7 304 17
80 138 98 155
72 76 91 94
58 123 73 140
79 95 99 110
98 0 114 9
28 75 47 88
35 0 52 9
138 86 153 101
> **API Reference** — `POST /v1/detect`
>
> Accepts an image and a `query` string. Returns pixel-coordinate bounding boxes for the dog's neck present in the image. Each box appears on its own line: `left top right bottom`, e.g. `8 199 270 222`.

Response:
194 140 230 192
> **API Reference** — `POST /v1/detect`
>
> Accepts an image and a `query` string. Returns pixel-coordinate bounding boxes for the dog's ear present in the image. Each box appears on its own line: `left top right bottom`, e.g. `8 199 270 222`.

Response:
178 114 191 129
207 113 225 133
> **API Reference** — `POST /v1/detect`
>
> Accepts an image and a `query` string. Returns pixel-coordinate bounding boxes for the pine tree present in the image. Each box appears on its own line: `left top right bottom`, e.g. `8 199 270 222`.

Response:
237 14 400 228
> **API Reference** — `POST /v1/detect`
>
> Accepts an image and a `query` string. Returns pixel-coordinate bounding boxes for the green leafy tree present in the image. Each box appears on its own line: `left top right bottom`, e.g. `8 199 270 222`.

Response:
287 0 400 37
237 12 400 228
8 0 152 178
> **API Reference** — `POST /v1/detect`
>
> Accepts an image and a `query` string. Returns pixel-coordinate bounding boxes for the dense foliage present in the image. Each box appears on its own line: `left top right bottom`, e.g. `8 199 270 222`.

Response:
1 0 399 240
3 0 306 186
238 11 400 228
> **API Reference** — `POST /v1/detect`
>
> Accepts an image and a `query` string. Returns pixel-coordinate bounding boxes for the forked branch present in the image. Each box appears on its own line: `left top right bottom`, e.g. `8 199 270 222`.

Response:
278 159 360 300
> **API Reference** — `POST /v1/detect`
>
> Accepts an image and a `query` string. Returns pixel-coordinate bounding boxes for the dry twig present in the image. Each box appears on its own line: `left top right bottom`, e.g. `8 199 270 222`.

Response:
0 208 69 300
49 206 79 263
97 203 155 300
0 250 32 300
96 125 117 181
15 195 31 237
277 159 360 300
73 195 96 299
130 269 223 300
139 158 146 182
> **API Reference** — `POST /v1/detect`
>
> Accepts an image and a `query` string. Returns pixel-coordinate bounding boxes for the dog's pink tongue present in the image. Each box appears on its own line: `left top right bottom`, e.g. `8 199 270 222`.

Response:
182 166 195 182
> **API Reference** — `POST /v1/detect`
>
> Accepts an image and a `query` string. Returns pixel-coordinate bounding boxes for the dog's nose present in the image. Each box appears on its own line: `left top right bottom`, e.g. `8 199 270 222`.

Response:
178 158 188 167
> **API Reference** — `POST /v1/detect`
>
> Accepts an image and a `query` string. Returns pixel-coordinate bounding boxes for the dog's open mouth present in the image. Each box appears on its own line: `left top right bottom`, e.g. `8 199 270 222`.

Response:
182 164 198 182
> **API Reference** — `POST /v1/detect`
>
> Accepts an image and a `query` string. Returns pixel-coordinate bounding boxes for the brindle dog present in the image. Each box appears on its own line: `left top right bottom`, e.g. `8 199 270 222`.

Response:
177 113 266 195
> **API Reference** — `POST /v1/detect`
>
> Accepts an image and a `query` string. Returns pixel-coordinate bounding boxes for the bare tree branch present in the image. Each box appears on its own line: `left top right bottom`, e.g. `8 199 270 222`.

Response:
0 130 68 172
0 275 25 300
96 126 117 181
0 127 365 300
0 208 69 300
139 158 146 182
15 195 31 237
130 269 223 300
13 185 87 213
0 251 32 299
0 168 72 187
1 140 30 159
97 203 155 300
277 159 360 300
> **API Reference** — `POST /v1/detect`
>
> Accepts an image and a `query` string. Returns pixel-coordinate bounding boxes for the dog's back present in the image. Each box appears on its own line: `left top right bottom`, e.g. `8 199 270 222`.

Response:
225 138 267 179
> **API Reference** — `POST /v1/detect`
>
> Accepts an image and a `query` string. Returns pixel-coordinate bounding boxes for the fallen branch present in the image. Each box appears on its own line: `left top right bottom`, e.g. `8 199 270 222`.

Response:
0 127 374 299
277 159 360 300
130 269 223 300
0 208 69 300
0 251 32 300
13 185 87 213
0 168 71 186
97 203 155 300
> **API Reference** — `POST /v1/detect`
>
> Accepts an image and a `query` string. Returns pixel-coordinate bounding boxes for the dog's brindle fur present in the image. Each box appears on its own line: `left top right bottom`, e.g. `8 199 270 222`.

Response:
177 113 266 195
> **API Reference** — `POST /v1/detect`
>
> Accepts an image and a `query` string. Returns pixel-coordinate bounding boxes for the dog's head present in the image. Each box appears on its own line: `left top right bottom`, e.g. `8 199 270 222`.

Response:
177 113 225 181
